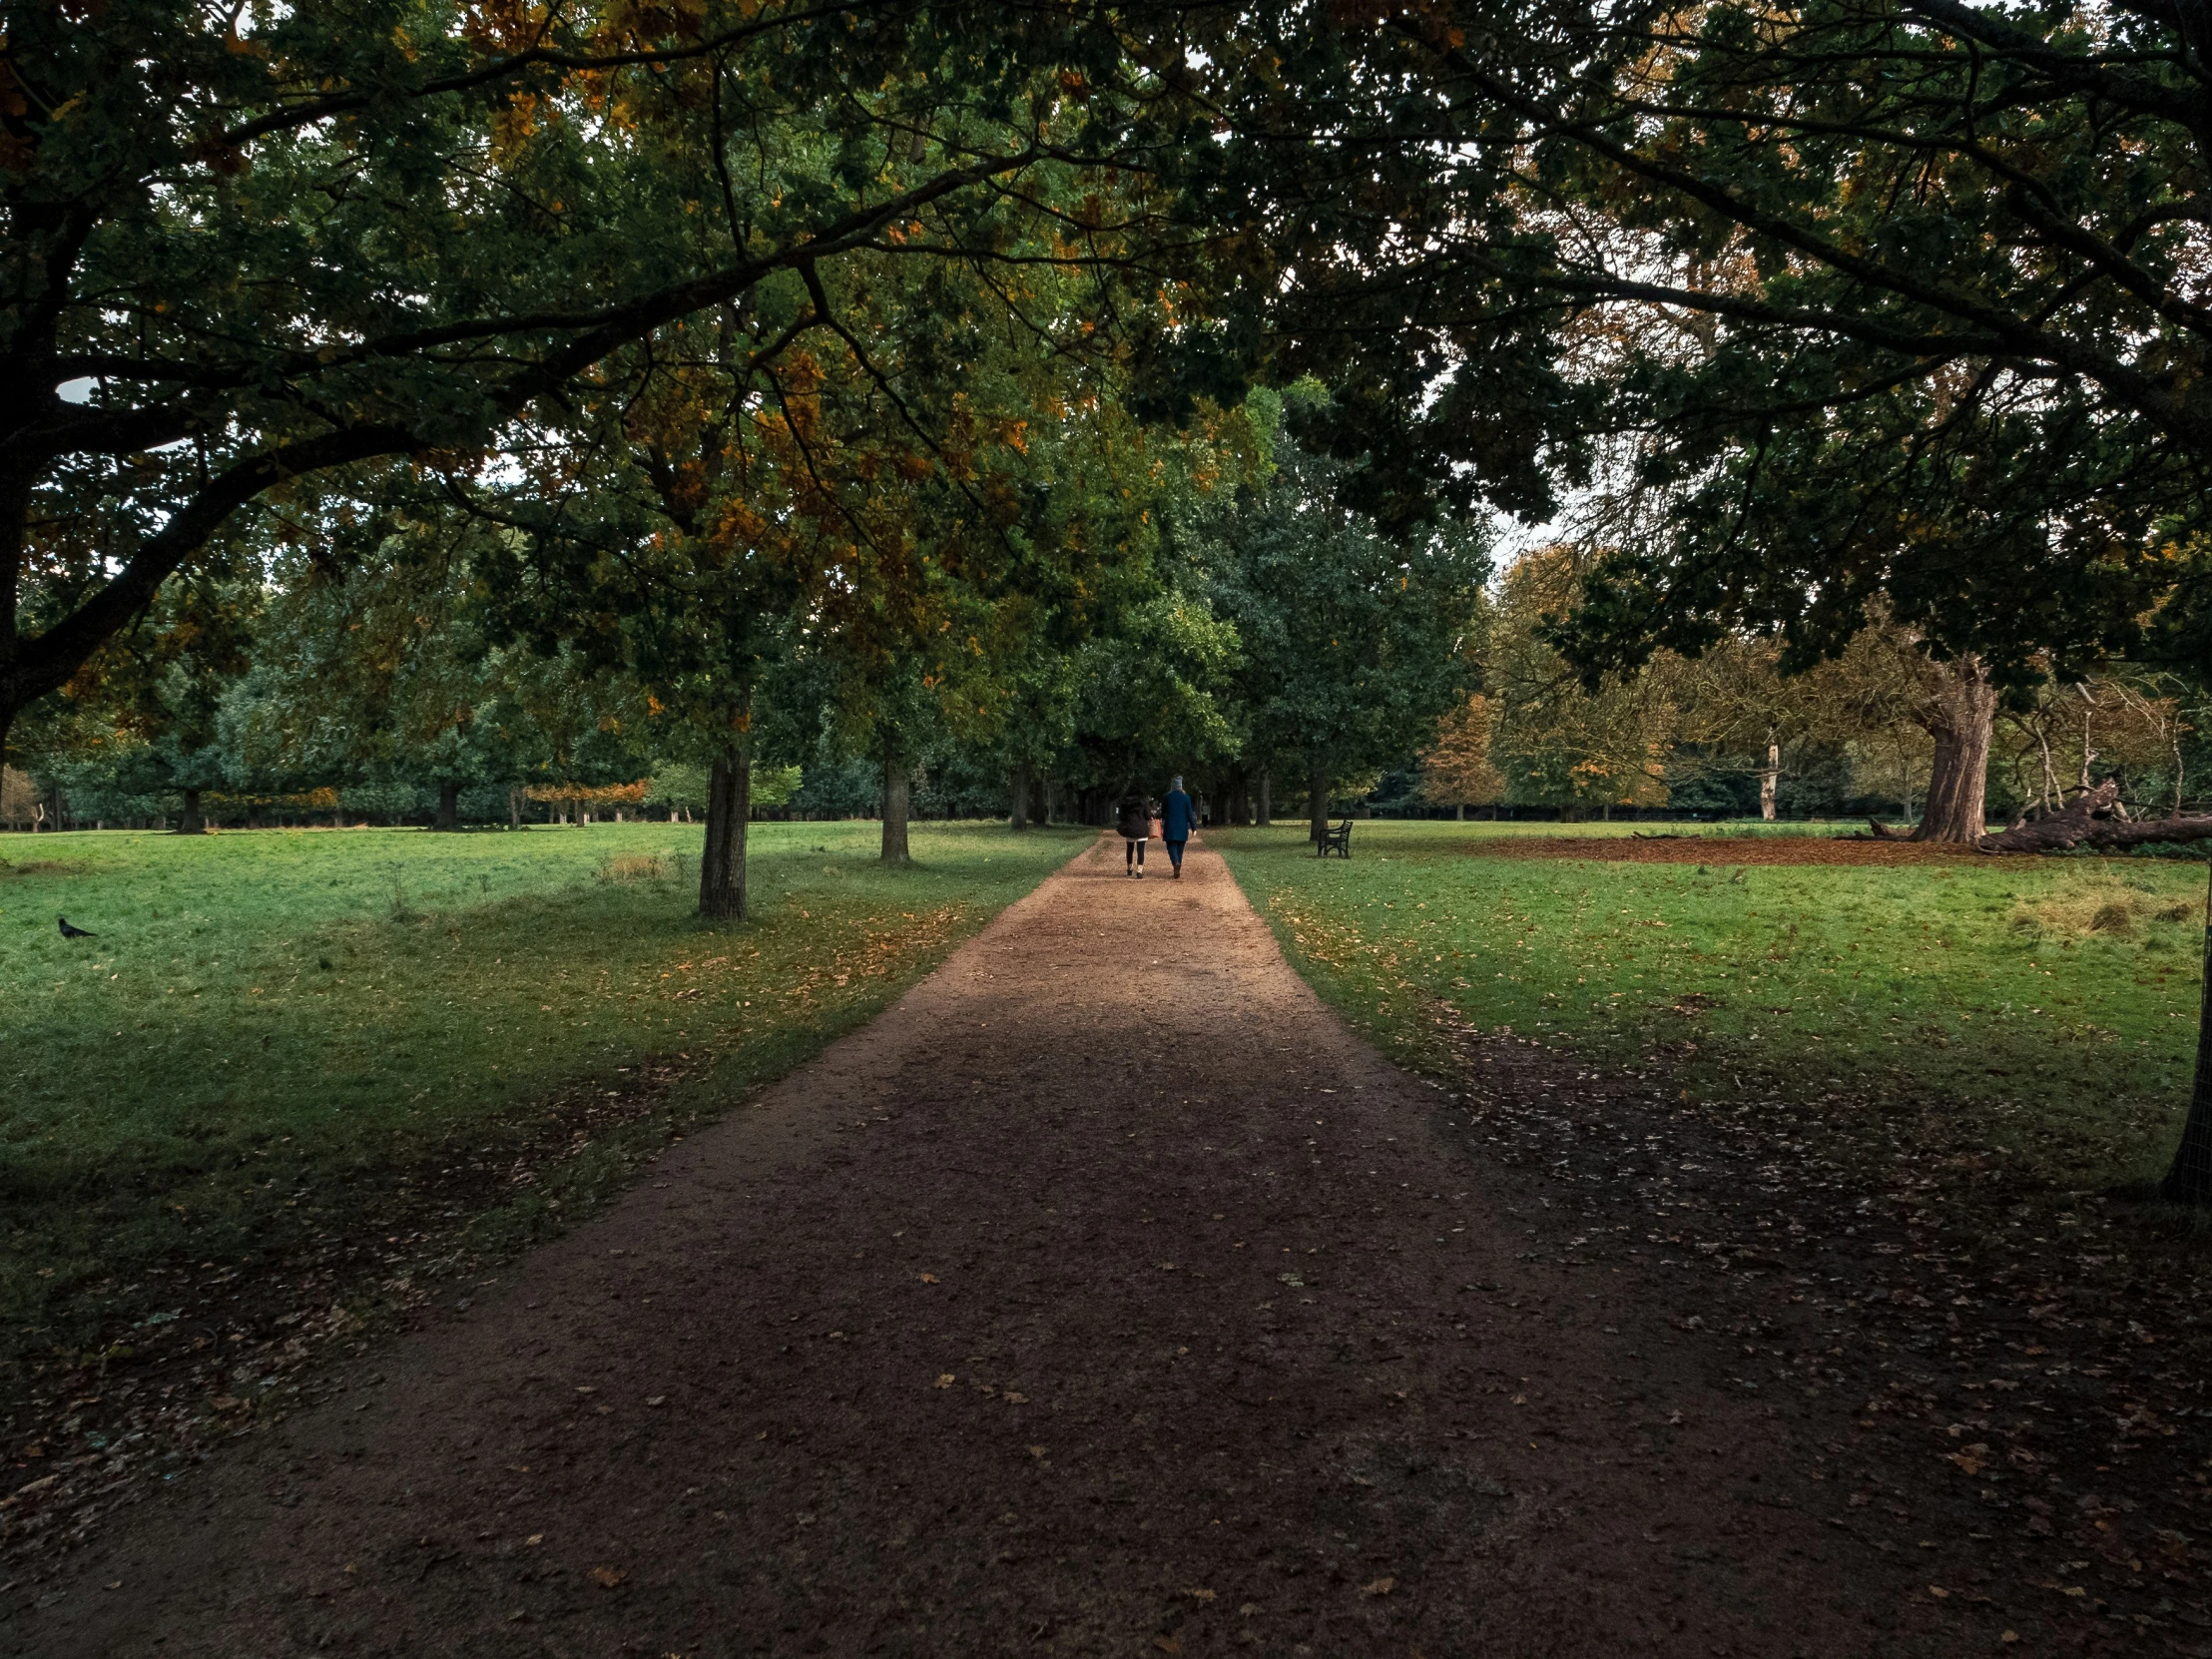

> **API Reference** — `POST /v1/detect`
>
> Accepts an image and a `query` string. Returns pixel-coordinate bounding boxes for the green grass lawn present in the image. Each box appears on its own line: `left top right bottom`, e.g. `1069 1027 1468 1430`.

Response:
1215 821 2209 1187
1 821 1086 1358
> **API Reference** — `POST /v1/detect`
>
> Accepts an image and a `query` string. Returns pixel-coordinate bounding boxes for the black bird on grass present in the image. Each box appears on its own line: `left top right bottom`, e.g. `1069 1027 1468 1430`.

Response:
57 916 94 939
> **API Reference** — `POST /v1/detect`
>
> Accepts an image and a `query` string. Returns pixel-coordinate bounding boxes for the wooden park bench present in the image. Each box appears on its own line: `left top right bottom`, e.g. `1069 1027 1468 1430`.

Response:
1319 818 1354 858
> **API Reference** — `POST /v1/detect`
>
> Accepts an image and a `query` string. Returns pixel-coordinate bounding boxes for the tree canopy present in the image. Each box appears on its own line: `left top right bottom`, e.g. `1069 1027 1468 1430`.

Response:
1185 0 2212 678
3 0 1210 752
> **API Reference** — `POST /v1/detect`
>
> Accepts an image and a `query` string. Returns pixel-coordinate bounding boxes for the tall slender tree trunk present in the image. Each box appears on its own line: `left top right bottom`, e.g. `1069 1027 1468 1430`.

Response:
1009 763 1029 830
2162 867 2212 1204
881 753 910 864
434 779 460 831
1761 740 1779 822
699 743 751 920
508 788 521 830
177 787 206 834
1308 765 1330 844
1256 768 1272 826
1913 658 1998 842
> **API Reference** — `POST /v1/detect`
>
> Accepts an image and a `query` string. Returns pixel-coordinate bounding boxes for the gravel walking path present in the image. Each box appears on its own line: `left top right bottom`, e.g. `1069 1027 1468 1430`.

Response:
7 837 1973 1657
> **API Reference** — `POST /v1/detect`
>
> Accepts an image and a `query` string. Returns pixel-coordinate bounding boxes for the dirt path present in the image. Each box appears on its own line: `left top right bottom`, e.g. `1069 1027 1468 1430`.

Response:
8 837 1986 1657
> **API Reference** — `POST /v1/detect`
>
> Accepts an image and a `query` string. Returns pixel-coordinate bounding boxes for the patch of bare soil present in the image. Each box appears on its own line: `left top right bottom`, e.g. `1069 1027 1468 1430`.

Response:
4 839 2094 1656
1463 833 1988 865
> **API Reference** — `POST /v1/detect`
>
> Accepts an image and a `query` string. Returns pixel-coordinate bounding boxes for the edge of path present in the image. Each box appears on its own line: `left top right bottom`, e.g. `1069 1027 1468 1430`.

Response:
0 831 1100 1585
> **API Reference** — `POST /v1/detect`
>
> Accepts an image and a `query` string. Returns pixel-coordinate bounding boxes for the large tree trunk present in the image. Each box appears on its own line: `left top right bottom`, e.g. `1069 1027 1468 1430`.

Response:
177 787 206 834
1009 763 1029 830
1256 768 1271 826
881 753 910 864
2162 870 2212 1204
1979 780 2212 853
1308 765 1330 844
1912 658 1997 843
699 744 751 919
1760 741 1779 822
507 787 521 830
434 779 460 831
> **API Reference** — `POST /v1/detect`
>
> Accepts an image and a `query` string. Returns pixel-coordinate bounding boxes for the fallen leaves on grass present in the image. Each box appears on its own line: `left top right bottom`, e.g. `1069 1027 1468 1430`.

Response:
1427 1015 2212 1640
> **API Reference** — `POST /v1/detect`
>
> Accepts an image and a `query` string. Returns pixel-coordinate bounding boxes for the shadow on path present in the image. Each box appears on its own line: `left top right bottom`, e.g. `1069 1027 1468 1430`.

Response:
8 837 1975 1656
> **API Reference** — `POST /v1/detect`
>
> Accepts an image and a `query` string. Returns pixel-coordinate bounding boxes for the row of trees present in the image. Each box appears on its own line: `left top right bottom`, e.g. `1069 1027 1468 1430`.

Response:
16 2 2212 851
12 5 2212 1182
1411 547 2212 830
8 383 1487 868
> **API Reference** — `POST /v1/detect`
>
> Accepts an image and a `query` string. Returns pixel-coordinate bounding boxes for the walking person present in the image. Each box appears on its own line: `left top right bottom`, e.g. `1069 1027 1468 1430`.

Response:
1160 775 1196 878
1116 791 1154 877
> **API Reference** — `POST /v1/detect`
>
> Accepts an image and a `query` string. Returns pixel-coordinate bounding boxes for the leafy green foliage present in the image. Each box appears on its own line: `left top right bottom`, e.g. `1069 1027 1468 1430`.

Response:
4 0 1207 750
1188 0 2212 677
1177 399 1489 803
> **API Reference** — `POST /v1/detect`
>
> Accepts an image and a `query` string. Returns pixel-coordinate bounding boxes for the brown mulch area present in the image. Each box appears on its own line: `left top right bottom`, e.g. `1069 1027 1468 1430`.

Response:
1460 832 1989 864
5 836 2196 1656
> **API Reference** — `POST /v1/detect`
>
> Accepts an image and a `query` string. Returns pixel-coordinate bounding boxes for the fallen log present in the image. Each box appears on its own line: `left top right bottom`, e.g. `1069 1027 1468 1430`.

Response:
1977 781 2212 854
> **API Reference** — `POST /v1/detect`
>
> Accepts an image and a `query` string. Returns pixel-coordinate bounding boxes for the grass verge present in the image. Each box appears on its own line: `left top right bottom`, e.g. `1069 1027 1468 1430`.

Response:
1213 820 2208 1189
1 822 1083 1369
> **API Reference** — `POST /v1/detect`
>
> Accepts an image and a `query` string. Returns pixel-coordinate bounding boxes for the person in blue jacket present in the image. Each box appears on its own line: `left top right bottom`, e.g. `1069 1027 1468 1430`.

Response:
1160 776 1197 878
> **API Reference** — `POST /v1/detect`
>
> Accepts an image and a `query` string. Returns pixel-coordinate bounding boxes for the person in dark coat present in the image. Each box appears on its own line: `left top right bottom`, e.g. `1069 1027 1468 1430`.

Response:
1116 792 1154 876
1159 776 1196 878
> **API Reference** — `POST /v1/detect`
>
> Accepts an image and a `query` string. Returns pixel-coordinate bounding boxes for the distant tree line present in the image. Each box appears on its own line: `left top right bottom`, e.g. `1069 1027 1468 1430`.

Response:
1403 548 2212 831
7 388 1486 862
